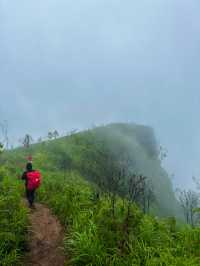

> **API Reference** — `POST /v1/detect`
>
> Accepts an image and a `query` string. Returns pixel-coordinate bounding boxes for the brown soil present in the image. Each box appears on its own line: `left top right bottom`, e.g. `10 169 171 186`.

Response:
24 203 66 266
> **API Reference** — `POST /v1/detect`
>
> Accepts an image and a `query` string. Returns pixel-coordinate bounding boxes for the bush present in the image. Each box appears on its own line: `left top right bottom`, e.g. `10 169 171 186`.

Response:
0 175 28 266
38 171 200 266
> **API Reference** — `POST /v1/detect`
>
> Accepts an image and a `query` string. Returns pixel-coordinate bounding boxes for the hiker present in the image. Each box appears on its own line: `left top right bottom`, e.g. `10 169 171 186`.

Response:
21 162 41 208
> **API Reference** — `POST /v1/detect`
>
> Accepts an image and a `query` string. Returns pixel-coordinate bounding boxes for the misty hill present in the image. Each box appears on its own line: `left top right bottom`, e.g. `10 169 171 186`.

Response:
73 123 181 217
2 123 181 218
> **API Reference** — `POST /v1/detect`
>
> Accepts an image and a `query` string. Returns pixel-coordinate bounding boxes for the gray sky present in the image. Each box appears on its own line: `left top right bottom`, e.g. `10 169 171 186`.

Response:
1 0 200 189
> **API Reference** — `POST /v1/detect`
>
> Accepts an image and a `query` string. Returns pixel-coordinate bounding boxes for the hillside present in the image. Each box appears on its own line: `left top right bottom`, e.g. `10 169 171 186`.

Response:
0 123 200 265
2 123 181 218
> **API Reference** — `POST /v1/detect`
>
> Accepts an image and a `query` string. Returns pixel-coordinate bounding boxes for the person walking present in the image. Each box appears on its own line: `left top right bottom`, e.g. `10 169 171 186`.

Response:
21 162 41 208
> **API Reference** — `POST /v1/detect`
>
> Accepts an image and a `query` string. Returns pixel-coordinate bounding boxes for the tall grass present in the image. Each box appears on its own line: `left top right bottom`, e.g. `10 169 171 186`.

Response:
0 172 28 266
38 171 200 266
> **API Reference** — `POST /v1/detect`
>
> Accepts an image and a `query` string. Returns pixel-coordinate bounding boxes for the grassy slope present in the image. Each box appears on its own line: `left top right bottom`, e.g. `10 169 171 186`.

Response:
1 123 200 265
2 123 181 218
0 168 28 266
37 171 200 266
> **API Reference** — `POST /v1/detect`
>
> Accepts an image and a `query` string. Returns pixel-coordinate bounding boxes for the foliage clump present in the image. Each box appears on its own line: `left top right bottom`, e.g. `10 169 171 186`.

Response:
1 123 199 265
0 168 28 266
38 172 200 266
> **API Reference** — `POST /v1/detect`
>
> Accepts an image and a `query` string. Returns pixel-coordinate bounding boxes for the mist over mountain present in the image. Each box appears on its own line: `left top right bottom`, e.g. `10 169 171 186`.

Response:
1 0 200 189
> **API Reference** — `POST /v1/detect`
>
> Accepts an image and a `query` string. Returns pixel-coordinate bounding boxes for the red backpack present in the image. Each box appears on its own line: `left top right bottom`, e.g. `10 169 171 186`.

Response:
27 171 41 190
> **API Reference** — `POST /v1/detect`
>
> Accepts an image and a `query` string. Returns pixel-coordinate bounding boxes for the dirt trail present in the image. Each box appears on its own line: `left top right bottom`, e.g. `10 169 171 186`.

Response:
24 203 66 266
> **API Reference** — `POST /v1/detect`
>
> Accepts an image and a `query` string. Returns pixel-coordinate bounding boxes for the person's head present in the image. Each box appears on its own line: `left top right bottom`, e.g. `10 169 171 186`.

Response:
26 162 33 172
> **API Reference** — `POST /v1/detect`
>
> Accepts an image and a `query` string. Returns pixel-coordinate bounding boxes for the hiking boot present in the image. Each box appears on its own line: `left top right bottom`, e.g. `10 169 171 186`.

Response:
29 204 36 210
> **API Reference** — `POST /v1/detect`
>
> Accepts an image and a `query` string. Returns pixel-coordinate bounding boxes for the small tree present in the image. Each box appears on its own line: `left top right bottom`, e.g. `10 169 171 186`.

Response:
126 174 149 216
158 145 168 162
193 177 200 224
53 130 59 139
22 134 33 148
177 189 199 226
0 120 9 149
0 142 4 154
141 180 155 214
48 132 53 140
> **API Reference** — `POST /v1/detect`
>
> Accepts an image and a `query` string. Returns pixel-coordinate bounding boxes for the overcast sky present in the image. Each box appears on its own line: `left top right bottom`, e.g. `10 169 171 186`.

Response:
1 0 200 189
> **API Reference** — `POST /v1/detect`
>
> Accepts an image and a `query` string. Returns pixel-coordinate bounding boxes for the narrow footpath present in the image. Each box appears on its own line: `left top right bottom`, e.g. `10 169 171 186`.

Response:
24 203 66 266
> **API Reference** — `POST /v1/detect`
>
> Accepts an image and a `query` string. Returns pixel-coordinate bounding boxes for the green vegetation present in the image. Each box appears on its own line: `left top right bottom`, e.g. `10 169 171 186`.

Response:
2 123 182 217
0 123 199 265
0 167 28 266
38 172 200 265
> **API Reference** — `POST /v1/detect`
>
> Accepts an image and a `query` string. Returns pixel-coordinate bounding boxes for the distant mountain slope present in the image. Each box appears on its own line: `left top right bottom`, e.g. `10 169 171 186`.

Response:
85 123 181 217
1 123 182 218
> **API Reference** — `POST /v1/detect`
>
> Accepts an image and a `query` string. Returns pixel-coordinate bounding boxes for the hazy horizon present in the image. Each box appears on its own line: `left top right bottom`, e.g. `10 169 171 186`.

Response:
1 0 200 190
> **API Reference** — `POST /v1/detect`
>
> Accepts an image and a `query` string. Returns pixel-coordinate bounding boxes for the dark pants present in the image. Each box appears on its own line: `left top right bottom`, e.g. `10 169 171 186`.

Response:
26 189 35 207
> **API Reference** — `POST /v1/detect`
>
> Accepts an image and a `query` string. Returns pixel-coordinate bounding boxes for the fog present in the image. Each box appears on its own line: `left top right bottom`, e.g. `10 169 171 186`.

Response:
1 0 200 189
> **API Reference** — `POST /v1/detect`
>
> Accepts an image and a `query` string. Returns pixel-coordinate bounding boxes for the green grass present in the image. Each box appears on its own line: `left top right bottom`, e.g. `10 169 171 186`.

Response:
1 123 182 218
0 169 28 266
38 171 200 266
0 123 198 265
0 164 199 265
